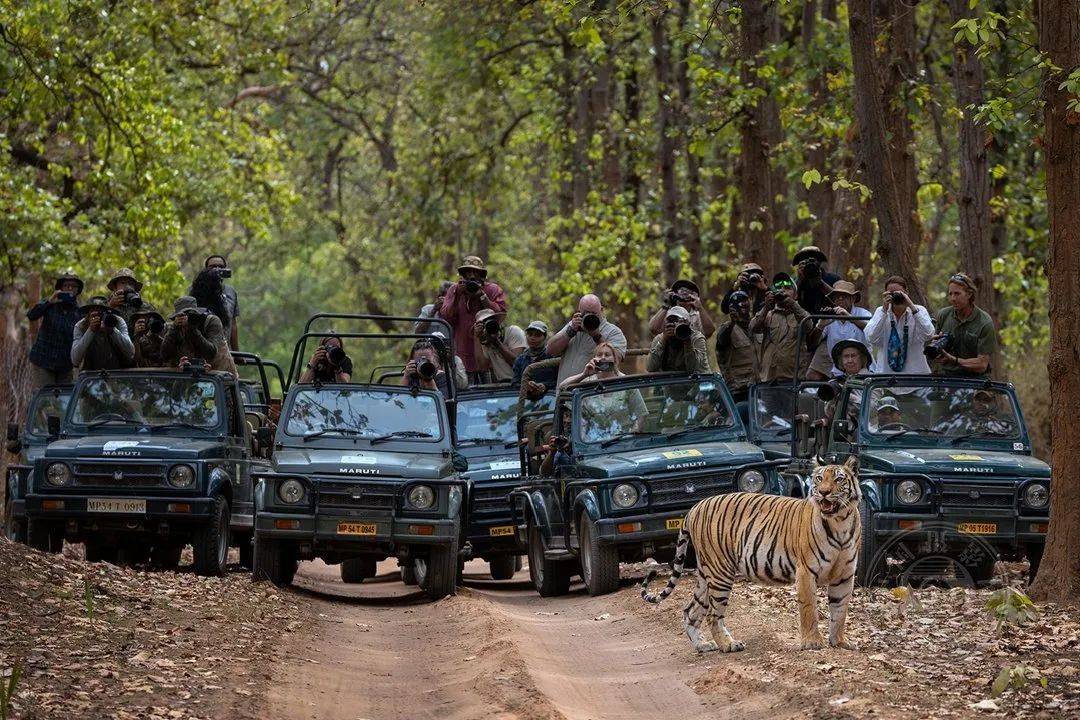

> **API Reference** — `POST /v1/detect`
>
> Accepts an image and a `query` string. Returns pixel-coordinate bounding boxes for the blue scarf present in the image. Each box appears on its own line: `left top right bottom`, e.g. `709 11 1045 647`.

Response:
888 315 909 372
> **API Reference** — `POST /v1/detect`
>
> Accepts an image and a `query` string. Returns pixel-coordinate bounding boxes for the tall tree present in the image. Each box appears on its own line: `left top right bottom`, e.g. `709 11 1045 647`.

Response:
653 6 681 284
1030 0 1080 604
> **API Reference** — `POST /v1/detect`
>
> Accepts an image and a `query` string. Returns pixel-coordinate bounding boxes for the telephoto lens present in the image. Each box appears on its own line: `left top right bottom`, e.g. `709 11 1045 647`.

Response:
484 318 500 336
124 290 143 308
102 313 119 329
149 318 165 334
417 359 438 380
326 345 347 367
185 309 206 328
465 280 481 295
582 313 601 332
923 333 951 359
674 323 692 341
891 291 905 303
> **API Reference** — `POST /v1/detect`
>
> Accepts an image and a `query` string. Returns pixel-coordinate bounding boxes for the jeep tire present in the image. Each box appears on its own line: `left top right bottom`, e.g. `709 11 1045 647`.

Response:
856 498 878 587
3 497 26 544
416 538 459 600
527 523 571 597
253 534 298 587
237 533 254 570
400 562 418 586
192 495 230 577
341 557 377 584
27 518 63 553
488 554 518 581
579 516 619 596
150 541 183 571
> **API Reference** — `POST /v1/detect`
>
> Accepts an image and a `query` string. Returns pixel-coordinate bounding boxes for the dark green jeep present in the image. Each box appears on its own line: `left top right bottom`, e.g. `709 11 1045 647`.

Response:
798 374 1050 586
23 367 272 574
4 384 73 542
511 372 783 597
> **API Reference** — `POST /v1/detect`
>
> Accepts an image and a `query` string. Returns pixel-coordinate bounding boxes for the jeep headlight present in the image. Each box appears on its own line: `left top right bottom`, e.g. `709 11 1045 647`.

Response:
167 464 195 489
1023 483 1049 510
738 469 766 493
611 483 639 509
407 484 435 510
278 479 305 504
895 480 923 505
46 462 71 487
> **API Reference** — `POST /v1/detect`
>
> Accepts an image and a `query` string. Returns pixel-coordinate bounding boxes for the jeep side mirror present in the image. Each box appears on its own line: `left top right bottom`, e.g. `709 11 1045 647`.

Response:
451 452 469 473
5 422 20 455
46 415 61 438
6 422 18 442
794 414 811 458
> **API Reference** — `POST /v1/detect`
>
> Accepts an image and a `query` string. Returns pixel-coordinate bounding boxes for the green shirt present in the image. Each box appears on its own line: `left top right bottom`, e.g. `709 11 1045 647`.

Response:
934 306 996 377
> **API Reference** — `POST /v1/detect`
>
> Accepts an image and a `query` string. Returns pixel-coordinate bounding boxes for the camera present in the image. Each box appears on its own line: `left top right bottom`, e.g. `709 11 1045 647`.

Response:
595 359 614 372
149 317 165 334
483 318 501 336
122 289 143 308
409 358 438 388
179 359 192 372
552 435 569 450
182 308 207 329
890 291 905 304
739 271 764 291
673 322 692 341
800 258 822 280
924 333 952 359
768 289 788 305
213 267 232 279
325 345 348 368
582 313 601 332
57 292 76 304
465 279 482 295
102 313 119 329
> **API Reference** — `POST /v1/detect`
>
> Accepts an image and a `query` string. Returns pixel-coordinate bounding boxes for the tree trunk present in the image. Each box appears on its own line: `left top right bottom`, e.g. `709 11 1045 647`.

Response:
1030 0 1080 605
802 0 837 259
847 0 926 305
832 130 874 287
676 0 702 274
652 6 681 284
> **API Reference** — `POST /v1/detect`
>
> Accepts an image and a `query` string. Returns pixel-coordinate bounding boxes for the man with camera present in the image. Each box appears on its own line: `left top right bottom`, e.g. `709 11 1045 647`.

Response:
203 255 239 350
132 310 168 368
805 280 872 380
791 246 840 314
472 309 527 383
438 256 508 381
930 273 996 378
161 296 236 375
646 305 711 374
298 335 353 384
546 294 628 386
512 320 557 394
400 339 451 398
70 296 136 371
105 268 155 334
414 280 454 333
734 262 769 313
863 275 934 375
714 289 759 402
749 273 811 382
647 279 716 340
27 273 84 386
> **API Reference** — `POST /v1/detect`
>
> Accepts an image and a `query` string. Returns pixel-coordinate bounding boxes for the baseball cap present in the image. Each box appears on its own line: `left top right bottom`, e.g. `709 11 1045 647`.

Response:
875 396 900 413
526 320 549 335
666 305 691 321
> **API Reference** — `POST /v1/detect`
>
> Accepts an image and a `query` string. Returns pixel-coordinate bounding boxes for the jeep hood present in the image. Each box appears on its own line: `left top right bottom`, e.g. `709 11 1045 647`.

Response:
43 435 223 460
460 451 523 484
577 441 764 479
861 448 1051 478
272 447 452 479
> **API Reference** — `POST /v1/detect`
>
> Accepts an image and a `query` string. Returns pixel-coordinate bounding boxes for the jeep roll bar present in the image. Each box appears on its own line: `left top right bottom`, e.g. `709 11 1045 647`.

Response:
230 351 285 407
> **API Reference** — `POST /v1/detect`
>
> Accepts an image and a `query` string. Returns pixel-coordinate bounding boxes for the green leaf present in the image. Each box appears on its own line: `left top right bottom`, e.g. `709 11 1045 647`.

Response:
801 168 823 189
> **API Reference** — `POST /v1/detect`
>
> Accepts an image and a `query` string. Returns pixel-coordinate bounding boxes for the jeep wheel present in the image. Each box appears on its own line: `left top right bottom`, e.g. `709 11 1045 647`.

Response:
579 516 619 596
416 539 459 600
488 555 518 581
192 495 230 577
150 542 183 571
85 540 118 564
26 519 63 553
341 557 377 584
3 497 26 544
237 533 254 570
252 535 298 587
400 562 418 586
856 498 879 587
527 524 571 597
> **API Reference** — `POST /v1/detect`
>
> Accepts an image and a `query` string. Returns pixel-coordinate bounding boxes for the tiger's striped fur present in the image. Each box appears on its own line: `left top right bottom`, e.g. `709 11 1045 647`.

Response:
641 458 861 653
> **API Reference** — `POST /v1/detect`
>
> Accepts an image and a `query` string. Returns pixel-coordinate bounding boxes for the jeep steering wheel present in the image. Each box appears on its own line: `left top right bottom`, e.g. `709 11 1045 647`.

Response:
89 413 127 423
878 422 908 431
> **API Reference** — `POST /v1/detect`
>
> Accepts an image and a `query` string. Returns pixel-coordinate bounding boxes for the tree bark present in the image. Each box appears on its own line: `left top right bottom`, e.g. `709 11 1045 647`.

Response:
802 0 837 259
652 6 681 284
1030 0 1080 605
847 0 926 305
676 0 702 274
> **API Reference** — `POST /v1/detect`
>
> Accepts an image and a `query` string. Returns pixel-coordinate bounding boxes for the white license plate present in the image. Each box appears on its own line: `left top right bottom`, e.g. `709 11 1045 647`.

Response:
87 498 146 514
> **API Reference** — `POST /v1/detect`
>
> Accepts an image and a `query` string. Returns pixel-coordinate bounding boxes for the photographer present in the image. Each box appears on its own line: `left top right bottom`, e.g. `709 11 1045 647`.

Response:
201 255 239 350
647 279 716 340
646 306 711 374
714 290 759 402
734 262 769 313
415 280 453 333
161 296 236 375
299 334 353 384
805 280 872 380
400 340 451 399
105 268 155 333
512 320 557 393
791 246 840 314
438 256 508 380
472 309 526 383
749 273 811 382
27 273 83 386
863 275 934 374
539 406 574 477
70 296 135 371
132 310 167 368
547 294 627 386
931 273 996 378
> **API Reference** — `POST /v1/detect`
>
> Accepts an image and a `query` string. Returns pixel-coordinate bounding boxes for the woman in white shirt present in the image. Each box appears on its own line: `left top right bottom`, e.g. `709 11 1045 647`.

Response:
863 275 935 374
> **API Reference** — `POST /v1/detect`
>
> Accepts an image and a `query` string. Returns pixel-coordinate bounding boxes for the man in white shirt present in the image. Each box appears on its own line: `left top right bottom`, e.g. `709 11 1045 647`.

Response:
806 280 872 379
546 294 628 385
864 275 934 374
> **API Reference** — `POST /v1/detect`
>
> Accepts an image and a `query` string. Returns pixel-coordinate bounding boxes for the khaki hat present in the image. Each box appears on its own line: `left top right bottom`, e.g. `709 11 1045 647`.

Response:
827 280 861 302
457 256 487 276
474 308 499 323
526 320 549 335
78 296 112 316
54 273 84 295
171 295 199 318
793 246 828 265
665 305 691 322
740 262 765 275
106 268 144 292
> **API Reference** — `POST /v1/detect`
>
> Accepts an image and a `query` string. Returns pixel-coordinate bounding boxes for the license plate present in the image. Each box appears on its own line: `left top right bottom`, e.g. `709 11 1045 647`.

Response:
489 525 514 537
337 522 377 536
666 518 683 531
87 498 146 514
957 522 997 535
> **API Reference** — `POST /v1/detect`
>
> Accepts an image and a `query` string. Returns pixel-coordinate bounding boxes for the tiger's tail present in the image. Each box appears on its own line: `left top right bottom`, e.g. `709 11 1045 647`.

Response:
640 525 692 604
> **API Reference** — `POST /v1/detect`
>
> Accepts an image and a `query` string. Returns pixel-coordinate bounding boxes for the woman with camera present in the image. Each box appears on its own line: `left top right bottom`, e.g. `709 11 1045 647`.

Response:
27 273 83 386
863 275 934 375
299 334 353 384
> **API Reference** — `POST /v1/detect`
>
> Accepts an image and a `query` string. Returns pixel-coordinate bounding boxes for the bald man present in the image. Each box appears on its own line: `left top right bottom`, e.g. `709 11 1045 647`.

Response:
547 294 628 385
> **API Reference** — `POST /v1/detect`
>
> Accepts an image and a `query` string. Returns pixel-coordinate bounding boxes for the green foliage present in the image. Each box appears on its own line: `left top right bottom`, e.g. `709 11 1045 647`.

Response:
0 662 21 720
991 664 1046 697
985 586 1039 629
83 577 94 620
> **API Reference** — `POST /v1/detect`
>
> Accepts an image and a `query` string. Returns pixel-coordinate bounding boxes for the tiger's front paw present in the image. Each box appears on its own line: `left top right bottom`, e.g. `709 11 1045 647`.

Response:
719 640 745 653
830 637 858 651
800 634 825 650
694 641 719 653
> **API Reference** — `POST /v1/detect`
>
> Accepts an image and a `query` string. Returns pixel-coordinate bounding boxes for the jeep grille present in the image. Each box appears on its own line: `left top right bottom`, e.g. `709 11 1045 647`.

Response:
72 462 165 488
939 482 1015 509
648 472 735 506
316 480 396 510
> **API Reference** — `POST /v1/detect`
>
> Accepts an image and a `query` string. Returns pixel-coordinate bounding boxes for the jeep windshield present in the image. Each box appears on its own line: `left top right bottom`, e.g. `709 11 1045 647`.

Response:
27 390 72 437
576 379 736 449
752 385 828 438
457 394 553 448
68 376 221 431
863 383 1023 448
283 387 443 443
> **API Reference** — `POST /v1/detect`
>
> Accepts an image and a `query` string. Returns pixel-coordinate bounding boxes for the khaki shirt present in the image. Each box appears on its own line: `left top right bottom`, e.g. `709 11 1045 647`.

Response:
645 331 711 374
934 306 996 378
750 304 811 381
715 321 759 392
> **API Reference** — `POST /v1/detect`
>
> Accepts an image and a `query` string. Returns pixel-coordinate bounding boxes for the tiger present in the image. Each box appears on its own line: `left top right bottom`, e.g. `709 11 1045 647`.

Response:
641 458 862 653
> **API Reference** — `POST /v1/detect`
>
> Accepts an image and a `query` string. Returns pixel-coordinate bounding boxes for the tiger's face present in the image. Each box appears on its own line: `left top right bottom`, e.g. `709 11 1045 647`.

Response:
810 459 860 516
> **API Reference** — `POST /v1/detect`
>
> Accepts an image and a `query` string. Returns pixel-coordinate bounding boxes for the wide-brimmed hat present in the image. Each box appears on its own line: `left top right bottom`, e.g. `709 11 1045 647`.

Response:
740 262 765 276
793 246 828 265
721 289 750 314
831 339 872 371
78 296 112 316
54 273 84 295
107 268 144 292
170 295 199 318
457 256 487 276
474 308 499 323
665 305 691 322
525 320 549 335
131 309 165 325
827 280 861 302
973 389 996 401
671 279 700 296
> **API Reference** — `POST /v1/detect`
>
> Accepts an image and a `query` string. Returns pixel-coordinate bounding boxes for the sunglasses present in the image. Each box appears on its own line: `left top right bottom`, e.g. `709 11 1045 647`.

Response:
773 280 794 289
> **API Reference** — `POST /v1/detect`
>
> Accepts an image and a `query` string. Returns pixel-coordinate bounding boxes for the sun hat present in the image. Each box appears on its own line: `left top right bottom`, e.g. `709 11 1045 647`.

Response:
106 268 144 292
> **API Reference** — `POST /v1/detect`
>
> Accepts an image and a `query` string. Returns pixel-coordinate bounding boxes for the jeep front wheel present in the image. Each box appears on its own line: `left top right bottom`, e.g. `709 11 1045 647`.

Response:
150 542 183 571
26 518 63 553
192 496 230 576
527 524 571 597
341 557 377 583
488 555 518 581
416 539 459 600
3 497 26 544
253 534 298 587
579 516 619 596
400 562 418 586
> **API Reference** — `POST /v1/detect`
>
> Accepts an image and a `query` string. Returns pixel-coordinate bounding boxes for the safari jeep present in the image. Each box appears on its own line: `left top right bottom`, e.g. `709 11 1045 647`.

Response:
802 374 1051 586
456 385 553 580
22 367 272 575
4 384 73 542
511 372 783 597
